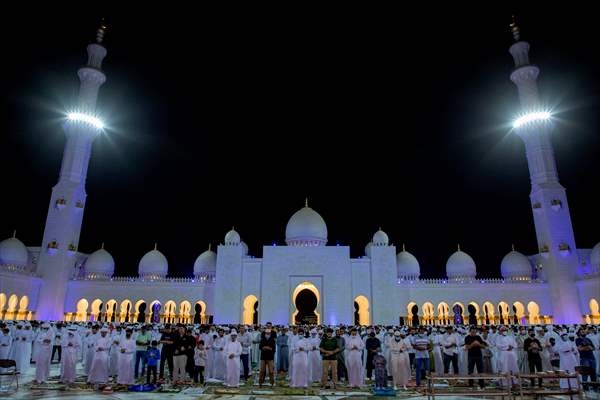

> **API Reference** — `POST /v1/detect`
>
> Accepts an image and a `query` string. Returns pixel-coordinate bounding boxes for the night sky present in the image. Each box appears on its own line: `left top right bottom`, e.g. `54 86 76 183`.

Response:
1 8 598 279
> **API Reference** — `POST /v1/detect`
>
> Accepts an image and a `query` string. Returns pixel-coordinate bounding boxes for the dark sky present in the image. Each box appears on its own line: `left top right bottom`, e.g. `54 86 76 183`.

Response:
1 7 598 279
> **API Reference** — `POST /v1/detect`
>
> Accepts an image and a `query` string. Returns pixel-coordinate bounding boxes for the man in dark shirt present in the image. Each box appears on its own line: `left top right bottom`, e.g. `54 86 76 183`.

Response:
319 328 340 388
575 328 597 386
258 323 276 387
523 328 543 387
365 331 381 380
159 324 178 381
464 326 487 389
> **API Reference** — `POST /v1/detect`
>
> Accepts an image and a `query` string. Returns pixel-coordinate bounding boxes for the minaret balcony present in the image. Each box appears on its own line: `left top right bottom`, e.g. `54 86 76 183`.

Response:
550 199 562 211
558 243 571 256
75 201 85 209
539 245 550 258
55 198 67 210
67 244 77 256
532 202 542 214
47 241 59 255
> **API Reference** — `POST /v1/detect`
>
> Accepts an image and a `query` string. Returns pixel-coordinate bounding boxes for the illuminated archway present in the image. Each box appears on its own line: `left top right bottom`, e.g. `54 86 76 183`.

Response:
0 293 6 319
527 301 540 324
483 301 495 324
105 299 117 322
498 302 510 324
135 300 147 323
14 295 28 320
451 302 465 325
120 299 132 322
164 300 176 324
468 302 480 325
90 299 103 321
76 298 89 321
291 282 320 325
407 302 419 326
590 299 600 324
422 302 435 325
243 295 259 325
4 295 18 320
149 300 162 323
513 302 526 325
437 302 450 324
194 300 207 324
354 295 370 326
179 301 191 324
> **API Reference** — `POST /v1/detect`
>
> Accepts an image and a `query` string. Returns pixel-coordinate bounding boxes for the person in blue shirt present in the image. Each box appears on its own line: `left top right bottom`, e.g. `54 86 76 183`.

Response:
146 340 161 384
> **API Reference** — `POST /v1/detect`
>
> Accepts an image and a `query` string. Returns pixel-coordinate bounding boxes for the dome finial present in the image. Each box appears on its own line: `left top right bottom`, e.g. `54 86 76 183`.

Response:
154 242 158 251
511 243 515 252
208 243 212 251
101 242 105 249
96 18 107 44
305 197 308 207
402 243 406 252
509 15 520 42
12 230 16 238
457 243 461 251
378 226 382 231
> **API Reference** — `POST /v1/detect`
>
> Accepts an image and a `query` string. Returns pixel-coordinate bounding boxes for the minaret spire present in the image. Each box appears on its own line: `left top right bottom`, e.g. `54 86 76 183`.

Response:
509 15 520 42
12 230 16 238
509 19 582 323
305 197 308 207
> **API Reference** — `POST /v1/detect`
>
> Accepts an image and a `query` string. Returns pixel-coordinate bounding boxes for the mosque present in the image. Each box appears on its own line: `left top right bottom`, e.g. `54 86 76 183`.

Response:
0 23 599 327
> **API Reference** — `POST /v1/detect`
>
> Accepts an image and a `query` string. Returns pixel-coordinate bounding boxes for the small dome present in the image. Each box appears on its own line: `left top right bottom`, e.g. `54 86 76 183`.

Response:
0 235 29 267
224 228 241 245
285 201 327 246
500 249 532 279
241 241 249 256
372 228 389 246
365 242 373 257
446 247 477 279
194 246 216 276
397 246 420 278
591 242 600 267
85 246 115 278
138 246 168 278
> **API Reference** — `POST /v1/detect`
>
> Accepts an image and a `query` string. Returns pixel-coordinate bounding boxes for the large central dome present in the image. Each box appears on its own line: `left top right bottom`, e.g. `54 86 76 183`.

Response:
285 201 328 247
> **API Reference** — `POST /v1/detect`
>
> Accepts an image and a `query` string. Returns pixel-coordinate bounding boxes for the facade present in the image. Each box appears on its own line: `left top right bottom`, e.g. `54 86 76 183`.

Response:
1 26 599 326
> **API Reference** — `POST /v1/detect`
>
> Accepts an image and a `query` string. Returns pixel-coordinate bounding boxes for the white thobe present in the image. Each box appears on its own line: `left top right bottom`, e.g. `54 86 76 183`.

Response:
291 338 310 387
251 331 261 364
588 333 600 375
308 336 322 382
34 329 54 383
346 335 366 387
0 333 12 370
212 336 227 380
117 337 136 385
61 333 80 383
556 339 578 389
224 340 242 387
109 331 122 376
389 338 410 387
496 334 519 386
84 332 98 375
432 334 444 376
10 329 32 373
87 335 111 384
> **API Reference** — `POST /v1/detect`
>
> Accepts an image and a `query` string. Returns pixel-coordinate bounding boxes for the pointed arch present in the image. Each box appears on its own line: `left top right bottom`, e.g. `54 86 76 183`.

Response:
164 300 176 324
512 301 526 325
0 293 6 319
243 295 258 325
589 298 600 324
527 301 540 324
90 299 103 321
105 299 117 322
422 302 435 325
76 298 89 322
467 301 480 325
291 282 320 325
195 300 207 324
482 301 495 324
119 299 132 322
437 302 450 324
355 295 370 326
179 300 192 324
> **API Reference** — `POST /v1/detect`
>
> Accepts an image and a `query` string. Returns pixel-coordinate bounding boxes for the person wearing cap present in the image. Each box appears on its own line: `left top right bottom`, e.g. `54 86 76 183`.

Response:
365 330 381 381
134 324 151 380
307 328 322 383
464 326 486 389
388 330 409 390
441 326 459 375
0 327 12 371
575 327 597 388
238 325 252 381
224 329 242 387
346 328 365 388
87 327 111 384
159 324 176 381
51 322 64 364
290 328 310 388
258 323 276 387
523 328 543 387
109 325 123 377
60 326 80 384
556 331 578 389
33 322 53 384
276 327 290 375
212 328 227 380
117 328 136 385
84 325 100 376
319 328 340 389
495 326 518 387
172 325 189 383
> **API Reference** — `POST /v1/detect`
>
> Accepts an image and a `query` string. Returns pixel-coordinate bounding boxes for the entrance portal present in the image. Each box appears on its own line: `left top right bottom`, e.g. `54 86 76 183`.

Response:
291 282 320 324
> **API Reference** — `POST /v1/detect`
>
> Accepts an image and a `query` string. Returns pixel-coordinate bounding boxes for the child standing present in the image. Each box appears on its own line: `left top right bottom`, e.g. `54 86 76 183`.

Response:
373 352 388 389
193 340 207 384
146 340 161 384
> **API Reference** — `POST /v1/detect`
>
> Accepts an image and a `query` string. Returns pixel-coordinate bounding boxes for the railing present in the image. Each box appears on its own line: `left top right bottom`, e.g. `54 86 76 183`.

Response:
72 275 215 283
0 264 38 276
397 277 542 285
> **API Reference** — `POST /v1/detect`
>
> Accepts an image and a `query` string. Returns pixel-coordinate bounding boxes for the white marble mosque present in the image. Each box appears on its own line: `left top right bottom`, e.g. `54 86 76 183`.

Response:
1 25 599 327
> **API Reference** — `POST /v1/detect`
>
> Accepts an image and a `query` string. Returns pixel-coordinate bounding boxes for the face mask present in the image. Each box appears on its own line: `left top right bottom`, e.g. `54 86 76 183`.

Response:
395 337 401 341
529 334 535 337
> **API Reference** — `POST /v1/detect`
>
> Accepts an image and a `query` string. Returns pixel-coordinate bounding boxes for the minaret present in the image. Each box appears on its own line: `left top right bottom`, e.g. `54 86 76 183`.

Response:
35 22 108 321
508 18 582 323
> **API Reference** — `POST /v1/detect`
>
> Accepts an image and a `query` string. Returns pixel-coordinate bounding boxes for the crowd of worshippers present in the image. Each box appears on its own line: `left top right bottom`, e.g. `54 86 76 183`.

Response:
0 320 598 391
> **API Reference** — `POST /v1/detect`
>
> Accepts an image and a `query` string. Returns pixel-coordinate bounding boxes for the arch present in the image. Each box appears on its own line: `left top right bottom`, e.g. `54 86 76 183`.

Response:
243 295 258 325
498 301 510 324
527 301 540 324
76 298 89 322
105 299 117 322
164 300 176 324
150 300 162 323
482 301 495 324
0 293 6 319
119 299 132 322
179 300 192 324
291 282 320 324
468 301 480 325
422 302 435 325
194 300 207 324
437 302 450 325
406 302 419 326
512 302 526 325
354 295 370 326
135 299 147 323
451 302 465 325
90 298 103 321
